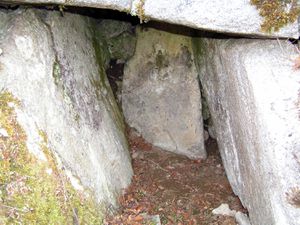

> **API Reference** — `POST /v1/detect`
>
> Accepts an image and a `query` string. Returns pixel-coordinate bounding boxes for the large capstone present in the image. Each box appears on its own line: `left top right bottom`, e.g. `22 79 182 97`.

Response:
122 27 206 159
131 0 298 38
0 8 133 207
1 0 299 38
2 0 132 12
193 38 300 225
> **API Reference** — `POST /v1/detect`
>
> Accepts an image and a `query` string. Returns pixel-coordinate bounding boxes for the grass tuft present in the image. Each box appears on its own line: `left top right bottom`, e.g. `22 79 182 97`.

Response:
0 90 103 224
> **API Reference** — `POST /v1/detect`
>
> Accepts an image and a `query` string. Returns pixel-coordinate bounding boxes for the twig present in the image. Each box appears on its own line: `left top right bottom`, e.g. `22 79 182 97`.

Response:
73 207 79 225
57 170 80 224
0 204 28 213
294 42 300 54
146 159 169 173
276 38 286 56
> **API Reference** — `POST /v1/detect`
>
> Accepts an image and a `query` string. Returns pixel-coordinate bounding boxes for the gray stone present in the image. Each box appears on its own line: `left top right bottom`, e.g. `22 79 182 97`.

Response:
212 204 252 225
235 212 252 225
2 0 299 38
141 214 161 225
208 125 217 140
204 130 209 142
193 38 300 225
122 27 206 159
95 19 136 62
131 0 298 38
212 203 236 217
0 128 9 137
0 8 133 208
1 0 132 12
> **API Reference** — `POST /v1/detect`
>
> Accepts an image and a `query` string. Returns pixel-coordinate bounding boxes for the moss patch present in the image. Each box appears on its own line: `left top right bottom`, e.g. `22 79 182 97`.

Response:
0 91 103 224
90 25 126 131
155 50 169 70
92 37 108 91
251 0 300 32
191 38 207 73
52 58 61 86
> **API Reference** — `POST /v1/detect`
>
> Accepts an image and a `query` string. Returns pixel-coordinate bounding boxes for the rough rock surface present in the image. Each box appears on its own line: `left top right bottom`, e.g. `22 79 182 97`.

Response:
0 9 133 207
2 0 132 12
193 38 300 225
122 27 206 159
131 0 298 38
235 212 251 225
96 19 136 62
2 0 299 38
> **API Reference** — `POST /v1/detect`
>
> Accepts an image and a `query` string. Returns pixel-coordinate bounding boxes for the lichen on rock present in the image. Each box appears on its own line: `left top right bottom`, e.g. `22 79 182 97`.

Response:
0 91 103 224
251 0 300 32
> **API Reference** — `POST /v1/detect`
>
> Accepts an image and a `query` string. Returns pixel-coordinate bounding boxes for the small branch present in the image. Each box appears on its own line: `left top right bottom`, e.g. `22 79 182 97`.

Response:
0 204 28 213
72 207 79 225
276 38 285 56
146 159 169 173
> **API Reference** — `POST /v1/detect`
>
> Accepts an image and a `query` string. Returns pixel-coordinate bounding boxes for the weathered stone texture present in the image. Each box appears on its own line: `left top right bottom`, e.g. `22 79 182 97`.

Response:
2 0 299 38
2 0 132 12
96 19 136 62
131 0 299 38
122 27 206 159
0 9 133 207
193 38 300 225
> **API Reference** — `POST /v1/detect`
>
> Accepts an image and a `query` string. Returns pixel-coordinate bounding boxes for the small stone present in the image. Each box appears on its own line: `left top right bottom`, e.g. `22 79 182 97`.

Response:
132 151 139 159
212 203 236 217
0 128 9 137
132 151 144 159
235 212 251 225
140 213 161 225
7 102 15 108
46 168 53 175
204 130 209 141
208 126 217 140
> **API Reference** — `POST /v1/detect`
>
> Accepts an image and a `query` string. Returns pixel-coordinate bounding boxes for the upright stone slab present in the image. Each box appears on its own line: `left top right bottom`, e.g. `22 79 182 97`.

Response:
0 9 133 207
193 38 300 225
122 27 206 159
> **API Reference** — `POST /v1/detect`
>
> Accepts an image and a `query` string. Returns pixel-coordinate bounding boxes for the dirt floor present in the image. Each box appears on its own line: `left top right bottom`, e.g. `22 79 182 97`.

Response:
105 129 246 225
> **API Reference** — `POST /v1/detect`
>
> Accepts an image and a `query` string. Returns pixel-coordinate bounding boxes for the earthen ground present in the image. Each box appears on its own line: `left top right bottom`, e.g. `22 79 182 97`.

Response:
105 128 247 225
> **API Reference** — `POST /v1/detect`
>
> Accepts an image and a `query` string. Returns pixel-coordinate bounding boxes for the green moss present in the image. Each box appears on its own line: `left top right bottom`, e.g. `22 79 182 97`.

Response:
155 50 169 70
251 0 300 32
92 36 109 91
74 113 80 123
90 25 126 131
108 32 136 61
0 91 103 224
52 58 61 86
191 38 207 72
89 36 109 98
